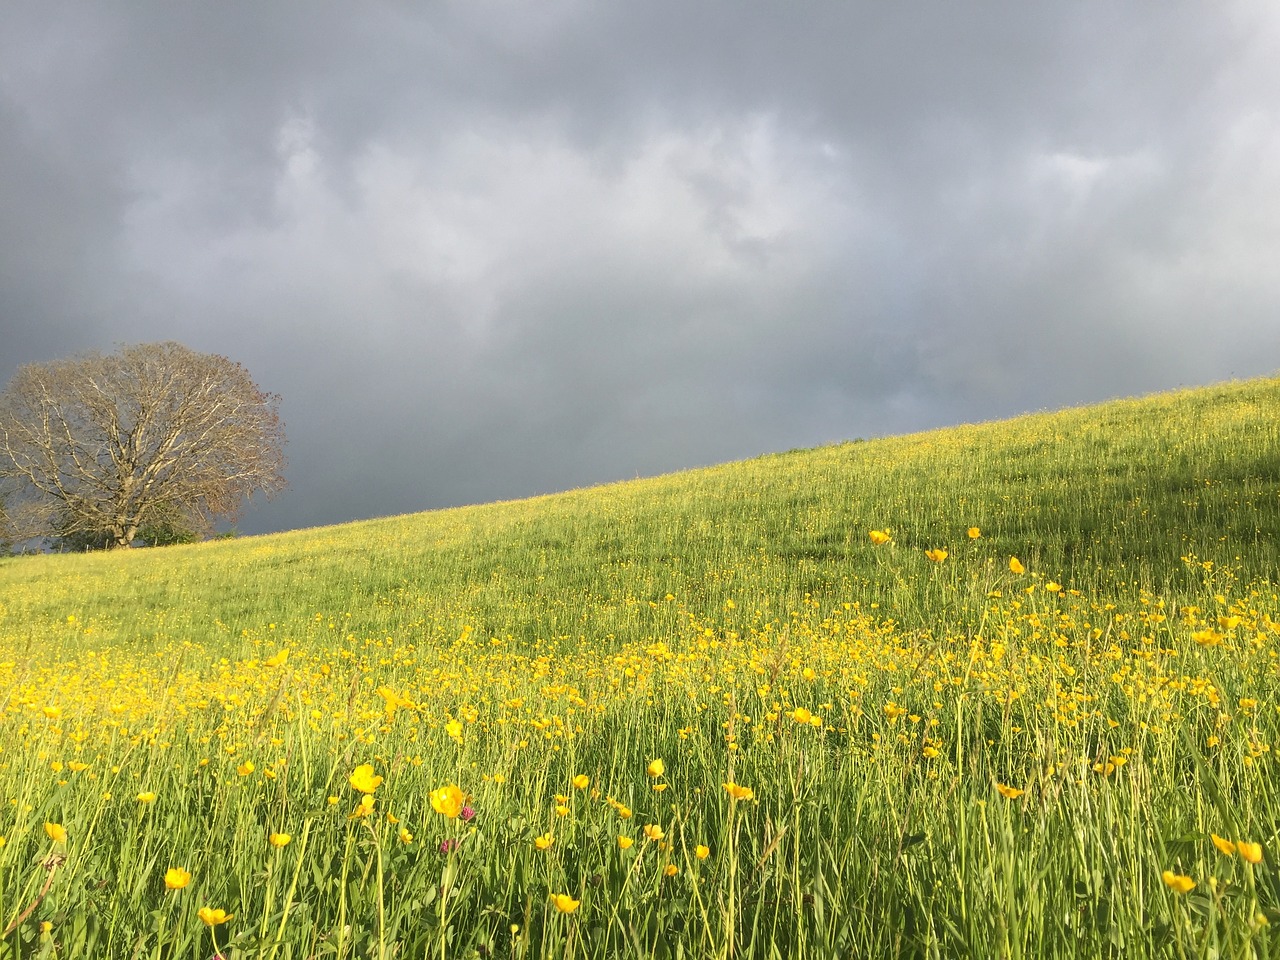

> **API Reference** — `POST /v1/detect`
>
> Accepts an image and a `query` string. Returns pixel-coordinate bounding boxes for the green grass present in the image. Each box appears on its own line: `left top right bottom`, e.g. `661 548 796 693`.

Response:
1 376 1279 958
5 377 1279 648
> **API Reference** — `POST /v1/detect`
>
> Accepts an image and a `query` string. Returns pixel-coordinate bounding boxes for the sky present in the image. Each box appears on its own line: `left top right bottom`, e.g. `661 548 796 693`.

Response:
3 2 1279 535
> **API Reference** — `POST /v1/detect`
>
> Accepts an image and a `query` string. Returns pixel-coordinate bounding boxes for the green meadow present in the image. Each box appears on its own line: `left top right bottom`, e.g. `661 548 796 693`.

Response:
1 376 1278 958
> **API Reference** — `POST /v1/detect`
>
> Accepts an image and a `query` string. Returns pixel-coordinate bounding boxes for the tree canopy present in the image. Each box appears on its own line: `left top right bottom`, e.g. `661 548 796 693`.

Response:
0 342 285 549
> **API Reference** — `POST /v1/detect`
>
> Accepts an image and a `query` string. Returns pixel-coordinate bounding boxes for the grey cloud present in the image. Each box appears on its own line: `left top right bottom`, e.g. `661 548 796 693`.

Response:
2 2 1279 534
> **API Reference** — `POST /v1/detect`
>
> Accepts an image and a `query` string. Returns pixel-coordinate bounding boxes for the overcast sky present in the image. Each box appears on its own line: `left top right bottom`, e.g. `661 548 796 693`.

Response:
3 2 1279 534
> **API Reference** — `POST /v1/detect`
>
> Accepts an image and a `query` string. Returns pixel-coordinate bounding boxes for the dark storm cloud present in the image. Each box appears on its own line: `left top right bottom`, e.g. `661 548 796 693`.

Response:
2 2 1279 533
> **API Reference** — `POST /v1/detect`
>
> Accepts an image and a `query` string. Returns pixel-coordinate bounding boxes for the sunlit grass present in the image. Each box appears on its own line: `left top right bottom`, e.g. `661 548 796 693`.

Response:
0 376 1278 957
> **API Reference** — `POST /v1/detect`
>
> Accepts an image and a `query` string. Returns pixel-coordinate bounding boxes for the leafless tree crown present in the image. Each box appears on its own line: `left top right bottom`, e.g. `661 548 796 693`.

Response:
0 342 286 549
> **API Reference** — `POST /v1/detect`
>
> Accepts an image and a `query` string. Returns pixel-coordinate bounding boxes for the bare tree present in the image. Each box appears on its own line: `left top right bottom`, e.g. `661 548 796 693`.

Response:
0 342 285 549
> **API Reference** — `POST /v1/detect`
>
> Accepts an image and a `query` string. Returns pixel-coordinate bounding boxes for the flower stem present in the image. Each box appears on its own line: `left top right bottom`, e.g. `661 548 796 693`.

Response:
266 819 313 960
363 820 387 960
440 839 458 960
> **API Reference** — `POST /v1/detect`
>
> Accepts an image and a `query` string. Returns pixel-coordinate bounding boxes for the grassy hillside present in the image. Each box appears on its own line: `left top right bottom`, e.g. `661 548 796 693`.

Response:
1 376 1279 959
3 376 1278 653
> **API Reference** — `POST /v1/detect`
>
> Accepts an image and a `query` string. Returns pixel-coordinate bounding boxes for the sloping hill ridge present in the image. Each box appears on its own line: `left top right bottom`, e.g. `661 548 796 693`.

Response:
2 375 1279 653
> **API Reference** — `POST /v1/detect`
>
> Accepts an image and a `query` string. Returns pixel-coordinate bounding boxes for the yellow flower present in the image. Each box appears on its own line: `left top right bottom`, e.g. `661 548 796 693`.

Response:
572 774 590 790
137 792 156 804
1238 841 1263 865
646 759 664 778
616 804 633 819
42 705 61 720
695 844 710 860
534 832 555 851
349 794 375 819
198 906 234 926
263 649 288 667
268 833 292 849
967 527 981 539
67 761 89 773
643 824 664 842
995 783 1024 800
1211 834 1236 856
664 864 678 876
398 827 413 844
1009 556 1025 575
555 804 570 816
790 707 812 724
924 548 948 563
550 893 580 914
652 783 667 793
237 761 255 777
723 782 754 801
44 822 68 844
618 836 634 849
922 746 941 759
444 720 464 739
39 921 52 935
349 764 383 794
868 529 891 546
429 784 465 818
1192 629 1223 647
1045 581 1062 593
1161 870 1195 894
164 867 191 890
